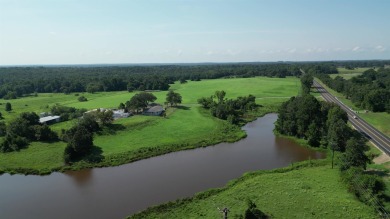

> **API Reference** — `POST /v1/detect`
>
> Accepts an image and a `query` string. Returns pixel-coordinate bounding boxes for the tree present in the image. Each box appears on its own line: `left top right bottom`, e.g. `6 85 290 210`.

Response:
0 121 6 137
5 102 12 111
127 92 157 113
328 118 350 168
166 90 182 107
63 125 94 163
300 74 313 95
214 90 226 103
20 112 40 126
0 134 28 153
197 96 214 109
78 96 88 102
78 113 100 133
340 137 370 171
118 102 125 110
7 117 33 139
32 124 58 141
306 121 321 147
96 110 114 126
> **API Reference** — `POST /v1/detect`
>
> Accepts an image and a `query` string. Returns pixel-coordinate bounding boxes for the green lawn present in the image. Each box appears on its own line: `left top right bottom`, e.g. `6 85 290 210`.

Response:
0 77 300 174
330 67 372 80
315 79 390 137
0 77 299 122
170 77 300 104
130 162 377 219
95 106 236 156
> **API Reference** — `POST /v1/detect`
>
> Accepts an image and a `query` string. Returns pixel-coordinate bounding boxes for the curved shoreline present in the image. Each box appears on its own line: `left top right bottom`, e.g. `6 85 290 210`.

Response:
0 106 277 176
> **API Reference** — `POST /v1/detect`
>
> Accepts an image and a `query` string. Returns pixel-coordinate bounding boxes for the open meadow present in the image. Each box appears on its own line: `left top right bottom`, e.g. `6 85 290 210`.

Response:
129 161 377 219
0 77 300 174
330 67 372 79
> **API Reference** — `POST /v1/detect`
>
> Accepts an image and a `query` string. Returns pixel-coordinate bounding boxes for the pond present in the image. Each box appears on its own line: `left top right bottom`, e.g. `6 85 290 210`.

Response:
0 114 324 219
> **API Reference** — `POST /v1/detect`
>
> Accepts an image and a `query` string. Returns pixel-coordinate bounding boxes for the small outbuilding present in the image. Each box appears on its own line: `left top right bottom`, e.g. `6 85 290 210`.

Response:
143 105 164 116
39 115 61 125
112 109 131 119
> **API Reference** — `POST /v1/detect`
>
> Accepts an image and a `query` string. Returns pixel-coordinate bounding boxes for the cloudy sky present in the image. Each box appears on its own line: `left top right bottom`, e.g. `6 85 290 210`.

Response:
0 0 389 65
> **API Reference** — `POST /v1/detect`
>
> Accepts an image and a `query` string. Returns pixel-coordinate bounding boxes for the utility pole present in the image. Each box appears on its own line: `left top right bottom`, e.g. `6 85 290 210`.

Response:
220 207 229 219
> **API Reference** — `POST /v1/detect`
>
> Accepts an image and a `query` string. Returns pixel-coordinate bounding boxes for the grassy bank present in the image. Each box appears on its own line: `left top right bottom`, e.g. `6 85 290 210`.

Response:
0 77 299 175
129 159 377 219
314 79 390 136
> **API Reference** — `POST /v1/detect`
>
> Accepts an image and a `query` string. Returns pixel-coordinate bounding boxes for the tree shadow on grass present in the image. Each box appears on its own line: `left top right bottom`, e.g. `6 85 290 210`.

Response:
97 123 126 135
175 105 191 110
72 145 104 163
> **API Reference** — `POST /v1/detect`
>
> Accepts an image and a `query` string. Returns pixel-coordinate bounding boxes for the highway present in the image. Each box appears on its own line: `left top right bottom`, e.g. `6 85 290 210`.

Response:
313 80 390 155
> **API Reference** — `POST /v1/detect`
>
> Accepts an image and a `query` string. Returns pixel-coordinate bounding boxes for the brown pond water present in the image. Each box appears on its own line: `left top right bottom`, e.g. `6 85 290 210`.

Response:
0 114 325 219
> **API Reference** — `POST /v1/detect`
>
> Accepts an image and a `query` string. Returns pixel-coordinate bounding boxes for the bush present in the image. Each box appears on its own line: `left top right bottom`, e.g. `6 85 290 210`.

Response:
0 134 28 153
0 121 6 136
78 96 88 102
244 199 268 219
341 167 386 207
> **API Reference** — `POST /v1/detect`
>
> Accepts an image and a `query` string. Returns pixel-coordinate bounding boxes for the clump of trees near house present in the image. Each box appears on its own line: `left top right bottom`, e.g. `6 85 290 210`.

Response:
50 104 87 121
124 92 157 114
198 90 257 124
62 109 114 164
0 112 58 152
166 90 182 107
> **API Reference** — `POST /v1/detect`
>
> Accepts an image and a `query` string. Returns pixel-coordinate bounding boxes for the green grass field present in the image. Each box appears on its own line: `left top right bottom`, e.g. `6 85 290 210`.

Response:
330 67 372 80
0 77 299 122
0 77 300 174
130 161 377 219
314 79 390 137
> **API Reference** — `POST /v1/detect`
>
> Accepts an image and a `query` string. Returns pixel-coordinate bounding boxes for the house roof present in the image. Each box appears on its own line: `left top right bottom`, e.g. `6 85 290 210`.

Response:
146 105 164 113
39 116 60 123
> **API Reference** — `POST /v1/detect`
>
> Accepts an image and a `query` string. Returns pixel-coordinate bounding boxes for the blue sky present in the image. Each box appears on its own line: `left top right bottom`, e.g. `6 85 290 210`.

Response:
0 0 389 65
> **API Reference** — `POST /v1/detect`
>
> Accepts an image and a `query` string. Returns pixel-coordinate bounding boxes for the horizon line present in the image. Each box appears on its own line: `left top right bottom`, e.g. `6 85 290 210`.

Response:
1 59 390 67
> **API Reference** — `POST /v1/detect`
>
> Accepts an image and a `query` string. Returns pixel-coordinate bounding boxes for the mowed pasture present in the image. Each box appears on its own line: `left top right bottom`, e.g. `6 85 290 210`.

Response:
0 77 299 122
330 67 372 80
0 77 300 174
129 163 377 219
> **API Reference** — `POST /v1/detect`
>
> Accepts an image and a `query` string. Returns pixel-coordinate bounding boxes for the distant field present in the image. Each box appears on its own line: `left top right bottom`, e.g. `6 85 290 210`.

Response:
330 67 372 79
130 162 377 219
315 79 390 137
0 77 300 174
0 77 299 122
170 77 300 104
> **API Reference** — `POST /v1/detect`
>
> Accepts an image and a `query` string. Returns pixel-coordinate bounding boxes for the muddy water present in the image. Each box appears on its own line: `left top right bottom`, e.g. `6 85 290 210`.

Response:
0 114 324 219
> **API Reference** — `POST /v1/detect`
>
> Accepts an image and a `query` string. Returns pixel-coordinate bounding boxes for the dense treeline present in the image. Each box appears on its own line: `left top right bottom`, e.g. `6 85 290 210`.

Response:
275 93 386 209
0 64 303 98
276 75 387 211
317 68 390 112
1 61 389 99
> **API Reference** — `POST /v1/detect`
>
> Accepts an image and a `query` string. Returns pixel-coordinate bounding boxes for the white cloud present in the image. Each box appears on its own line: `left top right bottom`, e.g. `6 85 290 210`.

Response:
206 51 214 55
374 45 386 52
352 46 361 52
287 48 296 53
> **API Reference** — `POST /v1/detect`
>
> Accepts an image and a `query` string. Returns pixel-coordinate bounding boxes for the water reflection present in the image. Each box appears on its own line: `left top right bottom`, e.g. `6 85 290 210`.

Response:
64 169 94 187
0 114 325 219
